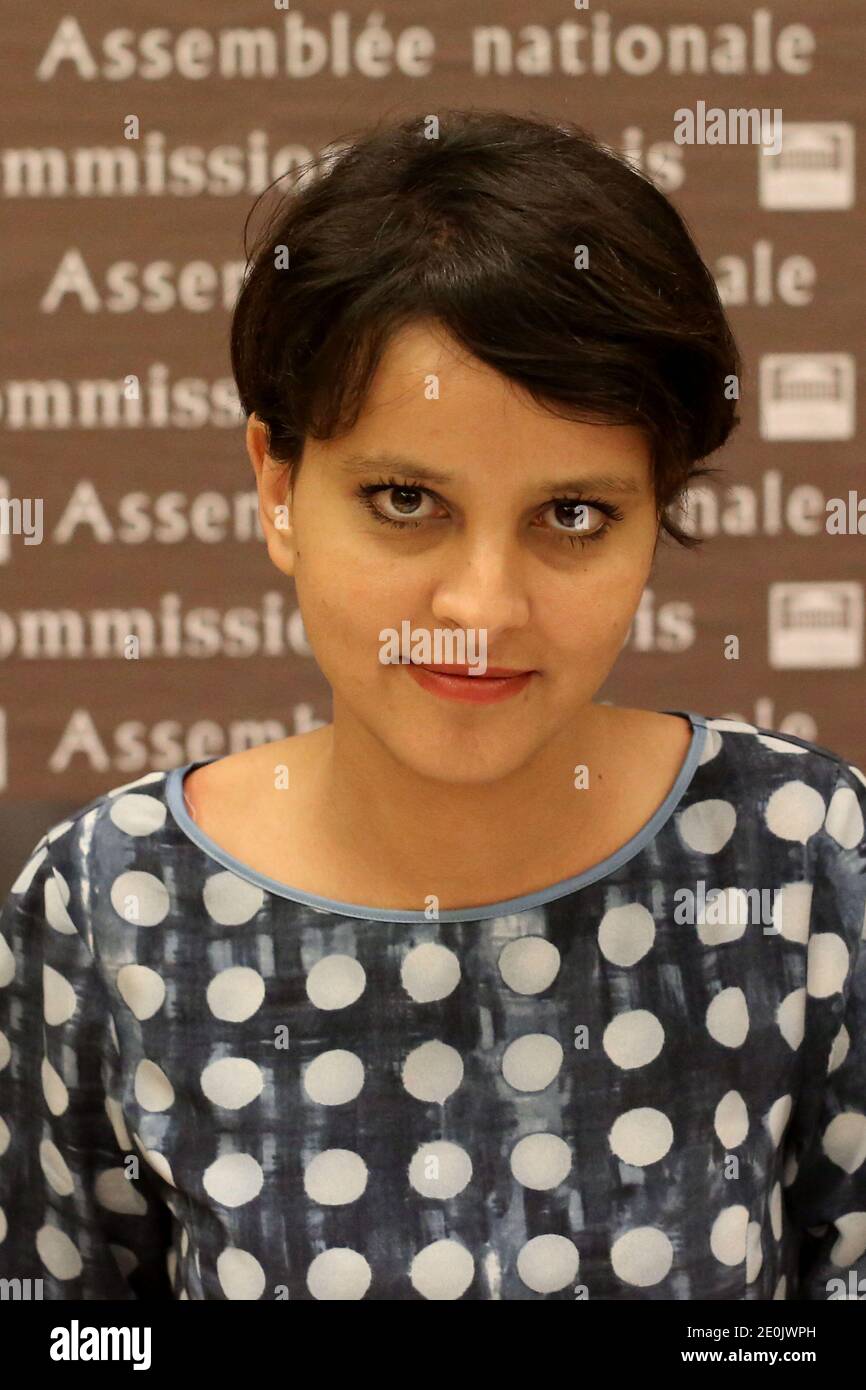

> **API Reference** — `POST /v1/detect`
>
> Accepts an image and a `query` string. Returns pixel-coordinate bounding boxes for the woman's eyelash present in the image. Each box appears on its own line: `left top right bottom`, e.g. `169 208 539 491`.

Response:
356 476 624 546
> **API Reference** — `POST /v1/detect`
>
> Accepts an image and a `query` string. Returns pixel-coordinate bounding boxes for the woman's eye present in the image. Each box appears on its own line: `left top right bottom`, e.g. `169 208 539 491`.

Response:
537 501 609 539
358 489 439 530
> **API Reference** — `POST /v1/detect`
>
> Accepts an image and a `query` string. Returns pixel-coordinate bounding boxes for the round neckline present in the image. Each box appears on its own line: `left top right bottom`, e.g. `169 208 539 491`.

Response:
164 710 708 924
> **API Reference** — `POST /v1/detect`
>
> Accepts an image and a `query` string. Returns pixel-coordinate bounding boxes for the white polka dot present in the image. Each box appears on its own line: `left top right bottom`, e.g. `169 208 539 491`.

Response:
202 1153 263 1207
306 955 366 1010
706 719 756 734
765 1095 793 1149
42 965 77 1026
602 1010 665 1070
304 1050 364 1105
823 1113 866 1174
825 785 865 849
498 937 560 994
95 1168 148 1216
207 966 265 1022
202 872 264 926
714 1091 749 1149
510 1133 572 1190
830 1213 866 1266
139 1145 175 1188
110 871 170 926
402 1040 463 1103
765 781 826 844
44 871 77 935
757 735 808 755
36 1225 82 1279
0 1031 8 1073
410 1239 474 1300
0 935 15 988
678 799 737 854
39 1140 73 1195
609 1108 673 1167
597 903 655 966
46 820 74 844
706 987 749 1047
774 1275 787 1299
770 1182 783 1241
807 933 849 998
746 1221 763 1282
517 1234 579 1292
307 1248 372 1300
401 943 460 1002
696 889 749 945
134 1059 175 1111
304 1150 368 1205
408 1142 472 1198
116 964 166 1020
0 1116 8 1158
109 794 167 836
501 1034 563 1092
610 1227 673 1286
101 1101 130 1157
200 1057 263 1110
217 1248 266 1299
773 882 813 944
0 1207 5 1243
710 1205 748 1265
699 727 723 763
849 764 866 791
41 1056 68 1115
829 1024 851 1074
11 846 48 894
777 988 806 1049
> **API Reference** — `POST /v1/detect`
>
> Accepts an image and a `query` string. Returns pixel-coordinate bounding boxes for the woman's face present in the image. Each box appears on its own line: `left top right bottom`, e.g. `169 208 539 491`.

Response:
250 319 662 785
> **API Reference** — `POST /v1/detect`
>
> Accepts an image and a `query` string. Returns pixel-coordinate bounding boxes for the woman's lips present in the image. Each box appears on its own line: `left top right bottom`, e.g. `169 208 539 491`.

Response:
406 663 535 704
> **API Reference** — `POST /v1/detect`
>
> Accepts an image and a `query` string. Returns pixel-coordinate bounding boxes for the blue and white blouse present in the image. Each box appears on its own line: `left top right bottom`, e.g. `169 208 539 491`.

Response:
1 710 865 1300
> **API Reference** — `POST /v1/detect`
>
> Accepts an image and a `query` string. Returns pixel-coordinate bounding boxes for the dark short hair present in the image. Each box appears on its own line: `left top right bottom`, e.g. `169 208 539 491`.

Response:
230 107 741 550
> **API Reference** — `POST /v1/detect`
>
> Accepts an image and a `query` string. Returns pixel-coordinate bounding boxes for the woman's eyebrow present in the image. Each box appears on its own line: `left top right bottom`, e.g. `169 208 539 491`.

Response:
338 451 645 495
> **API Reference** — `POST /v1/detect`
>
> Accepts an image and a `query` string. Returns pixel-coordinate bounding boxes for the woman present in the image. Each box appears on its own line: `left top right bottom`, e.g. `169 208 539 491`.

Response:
1 109 865 1302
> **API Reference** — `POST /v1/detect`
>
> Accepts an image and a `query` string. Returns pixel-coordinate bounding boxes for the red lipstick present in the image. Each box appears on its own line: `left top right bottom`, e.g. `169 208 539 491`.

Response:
406 663 535 704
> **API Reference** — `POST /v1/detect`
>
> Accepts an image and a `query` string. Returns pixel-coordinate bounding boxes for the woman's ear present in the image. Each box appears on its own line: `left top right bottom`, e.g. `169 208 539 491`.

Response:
246 414 296 578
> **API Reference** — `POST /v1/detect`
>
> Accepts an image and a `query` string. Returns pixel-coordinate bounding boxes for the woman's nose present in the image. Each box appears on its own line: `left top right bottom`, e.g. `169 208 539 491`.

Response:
429 539 531 637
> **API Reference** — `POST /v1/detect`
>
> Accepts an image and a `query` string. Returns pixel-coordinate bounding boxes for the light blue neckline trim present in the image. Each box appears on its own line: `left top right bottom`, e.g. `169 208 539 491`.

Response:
164 710 708 924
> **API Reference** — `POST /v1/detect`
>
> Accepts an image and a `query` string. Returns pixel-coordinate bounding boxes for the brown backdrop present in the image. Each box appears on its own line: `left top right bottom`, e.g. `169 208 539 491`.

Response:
2 0 863 890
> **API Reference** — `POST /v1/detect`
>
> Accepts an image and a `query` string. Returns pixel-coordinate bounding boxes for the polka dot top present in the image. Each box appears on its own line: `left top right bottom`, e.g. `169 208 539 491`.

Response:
2 710 866 1301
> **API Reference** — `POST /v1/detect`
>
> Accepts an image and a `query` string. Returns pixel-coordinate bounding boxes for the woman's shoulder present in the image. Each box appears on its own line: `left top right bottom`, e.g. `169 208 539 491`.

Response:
698 713 866 791
3 734 319 908
2 763 181 930
690 715 866 873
